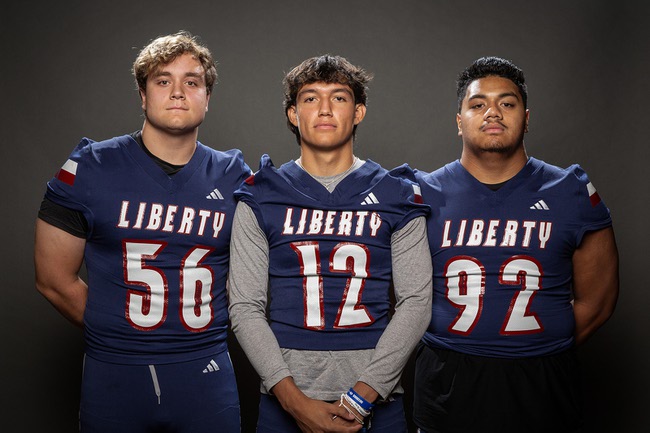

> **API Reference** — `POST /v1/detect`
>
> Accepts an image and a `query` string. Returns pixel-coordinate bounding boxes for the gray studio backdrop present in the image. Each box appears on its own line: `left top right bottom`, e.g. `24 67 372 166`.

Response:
2 1 648 432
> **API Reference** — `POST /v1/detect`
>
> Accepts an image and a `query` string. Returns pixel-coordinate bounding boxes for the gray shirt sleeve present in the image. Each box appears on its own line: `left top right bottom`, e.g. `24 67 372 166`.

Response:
358 216 433 399
228 201 291 392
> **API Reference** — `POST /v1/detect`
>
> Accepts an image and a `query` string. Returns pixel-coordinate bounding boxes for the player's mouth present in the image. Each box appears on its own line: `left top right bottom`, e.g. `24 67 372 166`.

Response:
481 122 505 133
315 123 336 129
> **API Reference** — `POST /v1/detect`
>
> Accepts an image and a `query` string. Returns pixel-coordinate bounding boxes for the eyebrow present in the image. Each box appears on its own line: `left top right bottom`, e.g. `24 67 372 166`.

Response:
151 70 204 80
467 91 520 101
297 87 354 98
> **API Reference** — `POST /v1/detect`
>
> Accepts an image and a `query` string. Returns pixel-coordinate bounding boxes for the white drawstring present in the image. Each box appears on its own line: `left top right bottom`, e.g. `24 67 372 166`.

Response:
148 365 161 405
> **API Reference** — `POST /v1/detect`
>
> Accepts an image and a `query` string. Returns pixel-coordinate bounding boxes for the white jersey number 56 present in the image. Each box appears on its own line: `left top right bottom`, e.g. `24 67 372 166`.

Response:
123 240 215 332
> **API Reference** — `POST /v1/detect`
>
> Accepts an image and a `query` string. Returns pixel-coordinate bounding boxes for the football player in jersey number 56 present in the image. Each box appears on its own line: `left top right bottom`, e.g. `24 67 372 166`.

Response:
34 32 250 432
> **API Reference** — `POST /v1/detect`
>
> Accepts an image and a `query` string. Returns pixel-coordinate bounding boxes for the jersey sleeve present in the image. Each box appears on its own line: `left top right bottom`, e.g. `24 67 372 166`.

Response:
44 138 98 231
233 154 273 234
221 148 253 184
569 165 612 246
387 164 430 232
38 197 88 238
228 201 292 391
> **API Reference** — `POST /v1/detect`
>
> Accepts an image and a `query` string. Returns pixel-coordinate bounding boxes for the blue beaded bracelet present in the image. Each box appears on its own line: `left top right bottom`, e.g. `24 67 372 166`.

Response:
347 388 374 411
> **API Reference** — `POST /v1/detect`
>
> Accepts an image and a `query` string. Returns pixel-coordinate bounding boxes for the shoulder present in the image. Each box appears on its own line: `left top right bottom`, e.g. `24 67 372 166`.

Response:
387 162 416 182
413 160 459 190
46 135 134 206
198 144 252 176
234 154 279 197
72 134 130 155
362 161 429 220
361 160 413 194
240 154 278 185
529 157 593 189
62 134 135 174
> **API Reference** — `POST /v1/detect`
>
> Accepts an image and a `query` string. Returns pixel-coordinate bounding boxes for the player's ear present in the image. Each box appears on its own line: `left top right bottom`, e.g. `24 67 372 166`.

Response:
524 109 530 133
353 103 366 125
205 93 211 112
456 113 463 137
140 89 147 111
288 106 299 127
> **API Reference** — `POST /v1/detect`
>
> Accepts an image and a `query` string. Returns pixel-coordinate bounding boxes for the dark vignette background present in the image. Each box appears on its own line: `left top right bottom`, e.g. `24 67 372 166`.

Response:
1 1 648 431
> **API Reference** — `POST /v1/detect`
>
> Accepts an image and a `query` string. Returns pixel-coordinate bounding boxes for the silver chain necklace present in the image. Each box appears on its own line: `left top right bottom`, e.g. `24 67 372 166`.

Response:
296 156 359 189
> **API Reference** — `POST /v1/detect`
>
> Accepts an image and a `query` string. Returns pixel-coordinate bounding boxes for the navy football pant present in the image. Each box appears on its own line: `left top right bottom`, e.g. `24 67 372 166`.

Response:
413 343 583 433
256 392 407 433
79 351 239 432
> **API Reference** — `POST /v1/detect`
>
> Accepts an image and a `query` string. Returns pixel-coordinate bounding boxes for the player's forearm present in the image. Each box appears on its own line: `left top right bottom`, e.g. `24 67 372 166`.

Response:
229 302 292 389
358 292 431 397
573 294 617 345
358 218 432 397
271 377 308 412
571 227 619 345
35 278 87 327
34 218 87 327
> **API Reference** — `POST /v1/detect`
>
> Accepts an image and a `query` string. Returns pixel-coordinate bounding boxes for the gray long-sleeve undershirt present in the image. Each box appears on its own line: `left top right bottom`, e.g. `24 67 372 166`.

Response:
228 170 432 401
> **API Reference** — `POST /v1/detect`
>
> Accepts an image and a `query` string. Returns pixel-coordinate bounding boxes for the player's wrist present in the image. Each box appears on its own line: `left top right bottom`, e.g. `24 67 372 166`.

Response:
338 393 366 425
346 388 375 413
350 381 379 405
271 377 306 413
338 387 375 425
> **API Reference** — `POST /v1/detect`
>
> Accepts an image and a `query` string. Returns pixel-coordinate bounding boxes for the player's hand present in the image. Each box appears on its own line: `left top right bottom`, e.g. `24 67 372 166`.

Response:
272 378 362 433
294 398 362 433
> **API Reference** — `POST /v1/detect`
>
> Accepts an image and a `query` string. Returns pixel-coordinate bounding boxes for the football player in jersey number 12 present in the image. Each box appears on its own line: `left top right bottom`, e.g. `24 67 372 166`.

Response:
227 54 433 432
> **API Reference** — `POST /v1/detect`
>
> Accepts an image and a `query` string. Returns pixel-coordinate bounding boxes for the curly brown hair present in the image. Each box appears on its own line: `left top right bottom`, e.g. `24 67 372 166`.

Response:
133 31 217 96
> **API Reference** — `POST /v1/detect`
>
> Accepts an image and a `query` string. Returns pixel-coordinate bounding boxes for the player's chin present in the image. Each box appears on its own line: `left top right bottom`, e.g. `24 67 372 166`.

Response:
165 121 204 135
481 140 521 154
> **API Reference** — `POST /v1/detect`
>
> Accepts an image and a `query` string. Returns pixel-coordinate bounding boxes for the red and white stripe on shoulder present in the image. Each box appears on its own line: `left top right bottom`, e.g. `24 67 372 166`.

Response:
55 159 78 186
586 182 601 207
412 184 423 204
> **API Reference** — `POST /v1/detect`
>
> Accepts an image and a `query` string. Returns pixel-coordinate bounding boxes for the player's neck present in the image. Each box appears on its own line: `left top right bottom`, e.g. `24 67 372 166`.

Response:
297 146 356 177
141 123 198 165
460 146 528 184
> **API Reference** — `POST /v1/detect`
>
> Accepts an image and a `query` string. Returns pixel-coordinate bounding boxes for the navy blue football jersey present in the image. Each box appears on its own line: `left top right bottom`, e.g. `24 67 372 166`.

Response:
45 135 250 364
235 155 428 351
416 158 612 357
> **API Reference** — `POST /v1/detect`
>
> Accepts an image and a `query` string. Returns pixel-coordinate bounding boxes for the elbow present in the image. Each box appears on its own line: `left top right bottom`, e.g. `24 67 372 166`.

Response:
602 291 619 324
600 279 620 323
35 276 53 299
228 302 267 335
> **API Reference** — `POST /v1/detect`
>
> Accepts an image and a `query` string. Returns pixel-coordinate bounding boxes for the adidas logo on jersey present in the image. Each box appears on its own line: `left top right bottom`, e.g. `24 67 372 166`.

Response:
361 193 379 206
203 359 220 373
530 200 549 210
206 188 224 200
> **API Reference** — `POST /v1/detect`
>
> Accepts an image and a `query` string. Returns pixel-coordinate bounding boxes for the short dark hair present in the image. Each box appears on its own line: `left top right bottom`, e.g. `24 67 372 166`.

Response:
456 56 527 112
283 54 373 144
